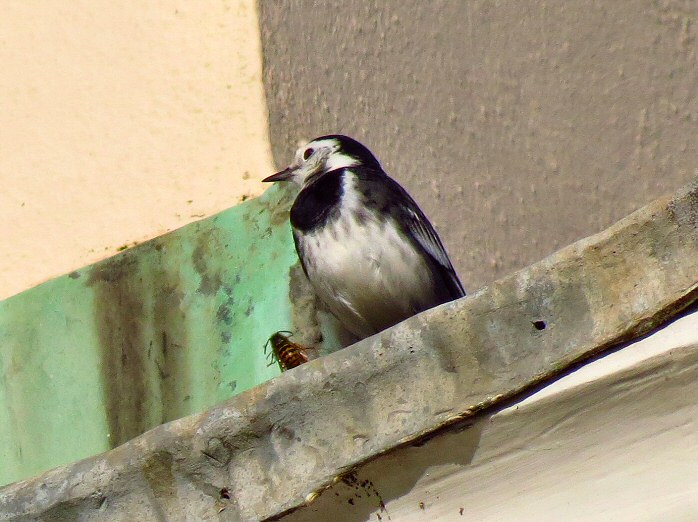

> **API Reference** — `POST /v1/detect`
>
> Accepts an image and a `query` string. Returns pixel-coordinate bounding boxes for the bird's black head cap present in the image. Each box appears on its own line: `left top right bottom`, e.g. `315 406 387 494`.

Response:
315 134 382 170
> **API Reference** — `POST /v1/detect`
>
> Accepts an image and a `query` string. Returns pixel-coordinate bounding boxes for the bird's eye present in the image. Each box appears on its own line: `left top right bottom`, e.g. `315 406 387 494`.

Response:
303 148 314 160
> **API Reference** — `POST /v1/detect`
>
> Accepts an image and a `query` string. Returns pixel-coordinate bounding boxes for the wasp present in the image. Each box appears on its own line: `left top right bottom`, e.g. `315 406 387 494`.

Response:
265 331 313 372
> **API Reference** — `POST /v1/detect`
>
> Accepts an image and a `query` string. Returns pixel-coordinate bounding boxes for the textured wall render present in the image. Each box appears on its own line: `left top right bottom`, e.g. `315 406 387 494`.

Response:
260 0 698 289
0 0 273 299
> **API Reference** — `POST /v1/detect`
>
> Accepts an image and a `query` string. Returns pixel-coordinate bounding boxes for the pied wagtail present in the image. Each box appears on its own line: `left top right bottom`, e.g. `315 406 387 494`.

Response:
263 135 465 339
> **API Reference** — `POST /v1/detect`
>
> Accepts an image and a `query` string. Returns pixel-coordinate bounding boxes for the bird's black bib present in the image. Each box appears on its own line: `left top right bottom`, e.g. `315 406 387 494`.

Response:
290 171 344 233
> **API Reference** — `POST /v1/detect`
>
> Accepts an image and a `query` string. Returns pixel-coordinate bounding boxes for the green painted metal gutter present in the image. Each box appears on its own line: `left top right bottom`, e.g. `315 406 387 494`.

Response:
0 184 320 487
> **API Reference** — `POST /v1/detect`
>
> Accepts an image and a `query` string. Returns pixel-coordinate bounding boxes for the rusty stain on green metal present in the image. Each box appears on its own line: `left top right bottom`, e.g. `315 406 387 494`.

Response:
0 184 305 486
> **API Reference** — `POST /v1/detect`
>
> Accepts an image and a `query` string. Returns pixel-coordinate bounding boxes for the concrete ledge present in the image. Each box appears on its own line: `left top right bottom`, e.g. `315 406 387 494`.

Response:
282 309 698 521
1 179 698 521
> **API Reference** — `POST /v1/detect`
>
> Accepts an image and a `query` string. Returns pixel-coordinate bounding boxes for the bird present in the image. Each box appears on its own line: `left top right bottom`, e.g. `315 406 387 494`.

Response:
262 134 465 340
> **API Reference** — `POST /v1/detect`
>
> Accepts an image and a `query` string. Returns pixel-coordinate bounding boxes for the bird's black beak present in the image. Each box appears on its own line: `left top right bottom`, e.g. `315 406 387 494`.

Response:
262 167 293 183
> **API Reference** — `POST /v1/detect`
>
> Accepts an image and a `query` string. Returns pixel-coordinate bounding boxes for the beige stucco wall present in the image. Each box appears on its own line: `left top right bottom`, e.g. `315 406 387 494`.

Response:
0 0 273 300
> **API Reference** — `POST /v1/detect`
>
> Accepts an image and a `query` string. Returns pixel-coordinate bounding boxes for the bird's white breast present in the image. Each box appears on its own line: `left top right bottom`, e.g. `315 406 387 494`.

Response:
296 175 438 338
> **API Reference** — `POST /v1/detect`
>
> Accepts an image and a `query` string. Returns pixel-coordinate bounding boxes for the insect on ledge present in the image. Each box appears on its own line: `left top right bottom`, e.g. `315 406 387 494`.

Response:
264 331 315 372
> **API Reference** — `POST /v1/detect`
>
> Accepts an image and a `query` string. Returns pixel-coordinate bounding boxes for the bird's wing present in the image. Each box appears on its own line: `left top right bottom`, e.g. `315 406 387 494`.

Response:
400 200 466 298
404 206 453 272
356 168 466 299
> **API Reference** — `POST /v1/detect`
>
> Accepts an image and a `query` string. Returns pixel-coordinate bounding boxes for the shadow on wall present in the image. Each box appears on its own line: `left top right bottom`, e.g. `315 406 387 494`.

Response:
280 420 486 522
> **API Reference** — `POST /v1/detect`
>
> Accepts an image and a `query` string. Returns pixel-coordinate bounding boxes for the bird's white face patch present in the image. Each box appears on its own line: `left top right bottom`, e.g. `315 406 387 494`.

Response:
286 138 360 187
323 149 360 173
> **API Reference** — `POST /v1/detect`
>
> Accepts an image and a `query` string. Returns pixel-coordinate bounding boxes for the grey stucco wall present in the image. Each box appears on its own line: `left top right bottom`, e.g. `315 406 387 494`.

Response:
259 0 698 289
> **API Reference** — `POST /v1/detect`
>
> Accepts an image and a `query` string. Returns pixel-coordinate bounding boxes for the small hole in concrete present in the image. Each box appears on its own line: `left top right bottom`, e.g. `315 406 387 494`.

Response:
220 487 231 500
532 320 547 330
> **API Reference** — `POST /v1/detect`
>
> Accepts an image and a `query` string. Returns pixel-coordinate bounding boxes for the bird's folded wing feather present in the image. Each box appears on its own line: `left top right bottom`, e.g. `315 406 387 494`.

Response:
402 204 466 297
357 169 466 298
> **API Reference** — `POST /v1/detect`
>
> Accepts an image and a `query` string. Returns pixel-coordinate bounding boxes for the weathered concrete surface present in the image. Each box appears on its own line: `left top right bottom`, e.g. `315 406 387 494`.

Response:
1 179 697 521
282 309 698 521
260 0 698 289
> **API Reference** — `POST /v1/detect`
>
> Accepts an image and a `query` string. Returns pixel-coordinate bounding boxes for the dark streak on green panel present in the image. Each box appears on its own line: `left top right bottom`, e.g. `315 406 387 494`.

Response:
149 246 191 426
88 254 150 447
